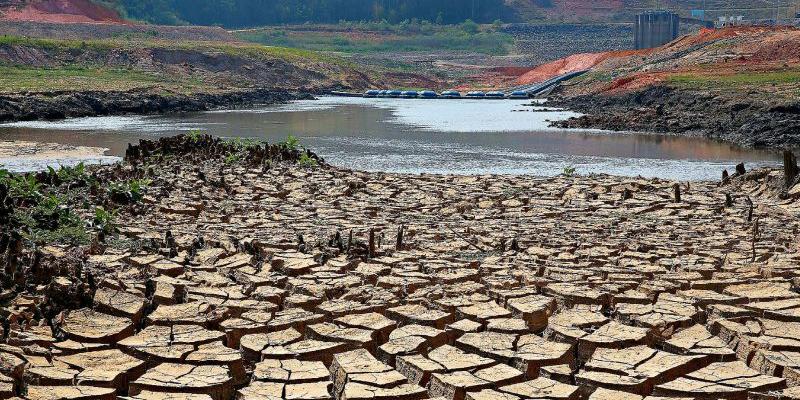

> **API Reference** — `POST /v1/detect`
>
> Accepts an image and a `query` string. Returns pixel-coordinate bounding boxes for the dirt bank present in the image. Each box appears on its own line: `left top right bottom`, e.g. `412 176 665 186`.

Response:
0 140 118 171
540 26 800 150
550 85 800 150
0 0 125 24
0 88 312 123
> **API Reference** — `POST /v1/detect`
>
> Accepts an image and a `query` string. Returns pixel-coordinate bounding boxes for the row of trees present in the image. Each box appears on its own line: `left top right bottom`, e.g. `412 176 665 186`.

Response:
115 0 512 27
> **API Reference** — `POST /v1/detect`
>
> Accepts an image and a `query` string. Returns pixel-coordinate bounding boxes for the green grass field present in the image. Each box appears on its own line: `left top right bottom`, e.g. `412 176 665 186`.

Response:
0 65 207 93
668 70 800 87
236 23 513 56
0 35 364 93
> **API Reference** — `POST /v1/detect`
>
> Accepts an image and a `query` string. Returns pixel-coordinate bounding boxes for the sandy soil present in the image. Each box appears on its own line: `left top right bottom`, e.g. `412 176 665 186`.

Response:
0 140 120 171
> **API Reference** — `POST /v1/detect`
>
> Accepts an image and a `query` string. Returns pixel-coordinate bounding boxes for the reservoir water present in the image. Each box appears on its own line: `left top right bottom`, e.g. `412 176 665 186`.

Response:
0 96 781 180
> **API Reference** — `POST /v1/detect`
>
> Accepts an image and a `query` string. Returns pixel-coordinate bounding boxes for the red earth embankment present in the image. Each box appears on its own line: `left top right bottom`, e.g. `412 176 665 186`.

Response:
0 0 125 24
514 49 646 85
464 26 800 92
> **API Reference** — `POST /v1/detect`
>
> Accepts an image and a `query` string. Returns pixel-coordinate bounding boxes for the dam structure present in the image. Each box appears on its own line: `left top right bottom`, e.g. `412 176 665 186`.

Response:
635 10 680 49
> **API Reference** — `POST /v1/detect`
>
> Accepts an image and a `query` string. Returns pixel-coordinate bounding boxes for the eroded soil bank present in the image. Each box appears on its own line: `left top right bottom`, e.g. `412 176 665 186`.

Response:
1 135 800 399
0 89 313 123
549 86 800 150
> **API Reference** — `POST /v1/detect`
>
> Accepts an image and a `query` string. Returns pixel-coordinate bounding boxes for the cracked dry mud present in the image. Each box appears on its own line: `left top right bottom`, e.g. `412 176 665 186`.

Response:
2 136 800 400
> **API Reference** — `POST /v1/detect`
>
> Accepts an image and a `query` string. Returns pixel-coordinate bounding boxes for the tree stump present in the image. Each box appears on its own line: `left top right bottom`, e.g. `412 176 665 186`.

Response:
785 151 798 188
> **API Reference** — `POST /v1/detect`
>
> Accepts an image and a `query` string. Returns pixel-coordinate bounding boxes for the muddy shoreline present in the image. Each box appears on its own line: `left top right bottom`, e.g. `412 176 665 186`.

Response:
0 88 314 123
549 86 800 150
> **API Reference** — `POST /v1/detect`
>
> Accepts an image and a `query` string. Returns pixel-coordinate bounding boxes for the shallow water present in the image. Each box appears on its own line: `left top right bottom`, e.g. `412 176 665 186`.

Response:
0 96 781 180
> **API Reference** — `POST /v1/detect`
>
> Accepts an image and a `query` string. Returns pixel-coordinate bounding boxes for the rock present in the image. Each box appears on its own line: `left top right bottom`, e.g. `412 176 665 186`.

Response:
129 363 234 400
59 309 134 344
654 361 786 399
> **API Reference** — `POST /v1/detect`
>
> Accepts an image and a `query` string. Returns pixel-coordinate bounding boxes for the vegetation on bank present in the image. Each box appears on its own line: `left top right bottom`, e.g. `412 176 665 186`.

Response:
236 20 513 55
0 134 319 250
0 34 344 64
0 65 206 93
106 0 511 27
0 34 365 93
668 70 800 87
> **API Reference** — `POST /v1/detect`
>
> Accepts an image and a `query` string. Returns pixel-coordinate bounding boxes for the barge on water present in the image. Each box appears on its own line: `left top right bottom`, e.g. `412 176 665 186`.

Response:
331 89 533 100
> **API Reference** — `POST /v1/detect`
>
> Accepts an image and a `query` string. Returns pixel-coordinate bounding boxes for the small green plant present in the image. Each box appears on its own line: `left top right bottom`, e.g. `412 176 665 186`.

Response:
186 130 204 143
127 179 151 202
49 162 89 185
0 168 10 192
298 153 318 168
13 195 89 246
563 166 577 177
93 206 117 235
8 174 42 201
224 153 242 165
226 137 265 151
108 178 151 203
282 134 300 151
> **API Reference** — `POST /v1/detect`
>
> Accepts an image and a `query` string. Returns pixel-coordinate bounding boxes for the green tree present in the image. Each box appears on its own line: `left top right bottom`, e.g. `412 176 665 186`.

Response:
461 19 480 34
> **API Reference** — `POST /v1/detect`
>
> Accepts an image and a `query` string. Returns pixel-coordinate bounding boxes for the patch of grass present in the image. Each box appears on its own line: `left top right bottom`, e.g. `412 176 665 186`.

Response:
237 24 513 56
668 70 800 87
93 206 117 235
224 153 242 165
186 130 205 144
0 65 206 93
281 135 300 151
0 35 116 51
298 153 318 168
0 34 354 92
48 162 91 186
9 192 90 246
7 174 43 201
108 179 151 204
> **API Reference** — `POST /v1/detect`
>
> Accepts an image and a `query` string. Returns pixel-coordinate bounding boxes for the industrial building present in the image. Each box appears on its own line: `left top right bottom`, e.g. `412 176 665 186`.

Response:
634 10 680 49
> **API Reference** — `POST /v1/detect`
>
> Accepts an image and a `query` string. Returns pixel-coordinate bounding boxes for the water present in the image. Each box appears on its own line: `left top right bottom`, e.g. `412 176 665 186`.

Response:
0 96 781 180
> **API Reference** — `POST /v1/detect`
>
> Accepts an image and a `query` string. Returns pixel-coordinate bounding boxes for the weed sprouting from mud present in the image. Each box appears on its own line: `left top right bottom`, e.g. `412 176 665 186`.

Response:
299 152 318 168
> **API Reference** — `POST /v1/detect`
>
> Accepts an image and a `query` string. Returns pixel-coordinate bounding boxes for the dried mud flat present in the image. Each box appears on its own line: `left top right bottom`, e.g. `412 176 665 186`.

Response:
2 135 800 400
0 141 119 172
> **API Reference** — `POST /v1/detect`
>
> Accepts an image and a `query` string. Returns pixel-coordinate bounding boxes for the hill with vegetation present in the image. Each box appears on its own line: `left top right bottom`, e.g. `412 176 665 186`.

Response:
3 0 793 27
546 26 800 149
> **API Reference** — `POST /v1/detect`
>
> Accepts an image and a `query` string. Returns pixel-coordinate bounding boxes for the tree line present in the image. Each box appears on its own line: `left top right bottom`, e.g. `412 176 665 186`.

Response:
114 0 512 27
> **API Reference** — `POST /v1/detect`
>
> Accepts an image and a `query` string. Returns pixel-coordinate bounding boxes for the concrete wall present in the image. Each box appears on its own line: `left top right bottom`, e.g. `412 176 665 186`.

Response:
635 11 680 49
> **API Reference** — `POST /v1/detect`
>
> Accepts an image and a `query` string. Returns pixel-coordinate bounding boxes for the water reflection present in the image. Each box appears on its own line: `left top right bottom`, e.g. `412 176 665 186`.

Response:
0 96 780 180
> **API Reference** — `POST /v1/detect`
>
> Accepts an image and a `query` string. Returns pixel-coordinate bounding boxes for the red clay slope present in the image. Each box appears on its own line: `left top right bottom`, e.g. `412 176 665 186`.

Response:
562 26 800 96
0 0 126 24
514 49 646 85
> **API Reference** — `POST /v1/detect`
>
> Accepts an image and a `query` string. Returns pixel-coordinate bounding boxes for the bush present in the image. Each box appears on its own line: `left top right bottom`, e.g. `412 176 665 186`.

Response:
461 19 480 34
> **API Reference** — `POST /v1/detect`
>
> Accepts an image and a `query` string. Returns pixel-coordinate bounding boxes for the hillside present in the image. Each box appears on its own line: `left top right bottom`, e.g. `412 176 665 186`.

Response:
0 0 124 23
546 26 800 149
0 34 441 121
508 0 795 22
2 0 795 26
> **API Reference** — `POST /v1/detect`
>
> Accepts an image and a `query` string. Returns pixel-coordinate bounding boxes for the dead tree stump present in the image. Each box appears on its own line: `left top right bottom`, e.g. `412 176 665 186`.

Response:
368 228 376 258
735 163 746 176
785 151 798 188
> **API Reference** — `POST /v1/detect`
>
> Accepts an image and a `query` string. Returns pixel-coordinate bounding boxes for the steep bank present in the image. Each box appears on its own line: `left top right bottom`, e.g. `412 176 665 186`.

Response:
550 86 800 149
0 88 311 122
0 33 438 122
546 26 800 150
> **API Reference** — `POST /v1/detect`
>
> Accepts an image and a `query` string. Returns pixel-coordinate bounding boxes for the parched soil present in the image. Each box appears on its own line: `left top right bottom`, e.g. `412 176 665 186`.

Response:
2 135 800 399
